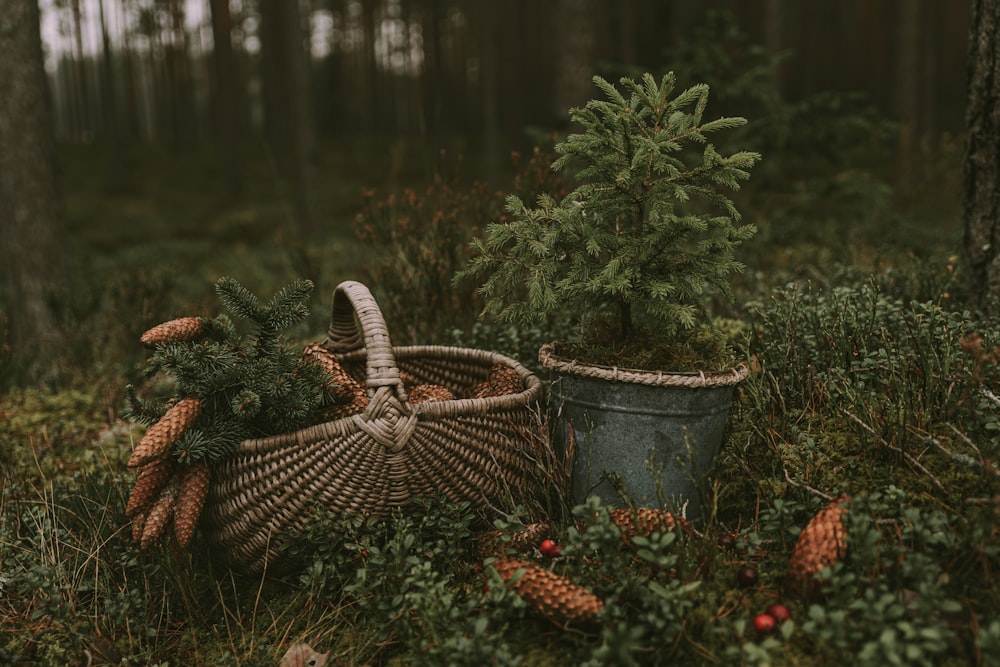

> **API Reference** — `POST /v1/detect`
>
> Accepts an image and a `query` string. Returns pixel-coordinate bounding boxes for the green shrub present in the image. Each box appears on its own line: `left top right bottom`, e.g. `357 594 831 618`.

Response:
283 497 527 666
746 281 982 431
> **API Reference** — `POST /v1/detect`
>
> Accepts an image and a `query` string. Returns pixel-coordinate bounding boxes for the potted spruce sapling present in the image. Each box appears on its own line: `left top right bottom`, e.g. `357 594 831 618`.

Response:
457 73 760 519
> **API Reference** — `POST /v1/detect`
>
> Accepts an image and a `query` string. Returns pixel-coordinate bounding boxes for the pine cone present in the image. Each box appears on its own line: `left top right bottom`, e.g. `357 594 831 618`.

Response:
408 384 455 403
130 511 147 544
140 482 178 550
302 343 364 404
172 463 211 550
463 363 523 398
476 522 552 559
493 557 604 626
125 453 175 517
487 363 523 394
788 496 849 595
320 387 369 420
609 508 691 544
140 317 205 348
128 398 202 468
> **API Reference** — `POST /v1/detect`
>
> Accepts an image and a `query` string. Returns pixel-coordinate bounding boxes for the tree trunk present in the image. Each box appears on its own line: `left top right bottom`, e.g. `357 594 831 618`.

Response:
420 0 445 140
0 0 63 369
165 0 195 143
209 0 243 198
479 0 500 181
99 0 127 188
963 0 1000 313
551 0 596 123
763 0 784 90
895 0 923 192
70 0 92 140
259 0 320 233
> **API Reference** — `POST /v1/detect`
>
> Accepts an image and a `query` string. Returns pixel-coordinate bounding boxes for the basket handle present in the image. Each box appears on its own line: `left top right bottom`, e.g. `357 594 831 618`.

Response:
326 280 407 401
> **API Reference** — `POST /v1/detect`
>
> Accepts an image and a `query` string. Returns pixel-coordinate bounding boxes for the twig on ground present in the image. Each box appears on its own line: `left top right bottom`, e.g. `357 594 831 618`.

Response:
841 409 946 494
782 464 835 502
946 423 997 476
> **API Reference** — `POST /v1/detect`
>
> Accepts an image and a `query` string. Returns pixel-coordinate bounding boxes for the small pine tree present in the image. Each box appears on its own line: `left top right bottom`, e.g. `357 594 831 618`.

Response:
457 73 761 371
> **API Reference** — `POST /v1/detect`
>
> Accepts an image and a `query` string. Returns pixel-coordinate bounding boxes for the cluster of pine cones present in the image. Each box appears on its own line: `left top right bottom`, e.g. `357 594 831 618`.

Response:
126 397 210 554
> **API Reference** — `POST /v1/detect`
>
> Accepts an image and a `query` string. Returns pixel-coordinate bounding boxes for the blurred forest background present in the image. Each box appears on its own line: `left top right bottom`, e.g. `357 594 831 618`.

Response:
39 0 969 191
0 0 980 387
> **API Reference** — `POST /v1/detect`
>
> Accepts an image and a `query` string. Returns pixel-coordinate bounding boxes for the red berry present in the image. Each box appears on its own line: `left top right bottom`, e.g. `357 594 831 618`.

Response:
716 533 737 549
539 539 561 558
753 613 776 634
736 566 759 587
766 603 792 623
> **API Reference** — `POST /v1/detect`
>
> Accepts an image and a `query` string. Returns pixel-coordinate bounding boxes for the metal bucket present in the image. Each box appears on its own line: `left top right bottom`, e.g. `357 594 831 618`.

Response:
549 371 737 522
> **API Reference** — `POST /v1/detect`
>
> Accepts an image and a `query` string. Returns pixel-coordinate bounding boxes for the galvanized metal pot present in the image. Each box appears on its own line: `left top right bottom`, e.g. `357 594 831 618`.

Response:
540 343 748 522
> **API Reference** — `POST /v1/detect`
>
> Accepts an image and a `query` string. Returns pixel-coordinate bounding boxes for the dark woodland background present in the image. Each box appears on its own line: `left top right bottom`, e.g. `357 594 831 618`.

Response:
42 0 968 193
4 0 988 386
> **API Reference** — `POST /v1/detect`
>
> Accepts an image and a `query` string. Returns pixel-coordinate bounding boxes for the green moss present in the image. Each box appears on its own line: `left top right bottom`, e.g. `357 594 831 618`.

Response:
0 389 119 481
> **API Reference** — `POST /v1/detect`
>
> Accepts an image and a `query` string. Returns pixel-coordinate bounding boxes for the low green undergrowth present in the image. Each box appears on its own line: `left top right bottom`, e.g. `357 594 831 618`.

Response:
3 220 995 665
0 48 984 662
2 457 997 665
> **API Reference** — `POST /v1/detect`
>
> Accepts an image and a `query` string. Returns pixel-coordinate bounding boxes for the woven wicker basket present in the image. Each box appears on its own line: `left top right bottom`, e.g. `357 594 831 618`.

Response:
204 280 545 573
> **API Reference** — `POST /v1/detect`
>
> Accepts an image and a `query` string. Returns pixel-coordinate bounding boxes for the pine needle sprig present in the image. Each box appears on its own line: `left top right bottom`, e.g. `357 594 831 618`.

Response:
214 277 263 322
122 384 166 426
263 279 314 331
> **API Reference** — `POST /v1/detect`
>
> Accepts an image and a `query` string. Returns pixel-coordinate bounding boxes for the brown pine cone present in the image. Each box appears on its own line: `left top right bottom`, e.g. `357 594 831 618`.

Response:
140 482 178 550
463 363 523 398
476 522 552 559
788 496 849 595
609 508 692 544
130 511 147 545
140 317 206 348
492 557 604 626
302 343 364 404
487 363 523 395
125 453 175 517
128 398 202 468
172 463 212 550
321 388 369 420
408 384 455 404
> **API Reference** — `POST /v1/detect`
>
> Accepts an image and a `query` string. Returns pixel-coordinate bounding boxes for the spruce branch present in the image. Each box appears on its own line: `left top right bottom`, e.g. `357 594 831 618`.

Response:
214 276 263 322
122 384 165 425
124 277 338 553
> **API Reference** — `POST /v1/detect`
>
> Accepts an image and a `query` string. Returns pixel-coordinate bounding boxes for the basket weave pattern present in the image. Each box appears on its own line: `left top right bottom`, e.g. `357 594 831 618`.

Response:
204 281 545 572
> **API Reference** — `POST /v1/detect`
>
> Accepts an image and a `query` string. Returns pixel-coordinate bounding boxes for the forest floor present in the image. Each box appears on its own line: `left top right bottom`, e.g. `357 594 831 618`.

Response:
4 137 996 666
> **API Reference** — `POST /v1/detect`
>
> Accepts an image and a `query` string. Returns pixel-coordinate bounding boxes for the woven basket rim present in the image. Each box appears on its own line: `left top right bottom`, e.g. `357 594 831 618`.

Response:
538 341 749 388
233 347 544 456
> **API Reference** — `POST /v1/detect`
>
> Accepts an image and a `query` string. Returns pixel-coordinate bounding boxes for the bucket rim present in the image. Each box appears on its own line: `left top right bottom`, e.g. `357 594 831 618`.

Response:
538 342 750 388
